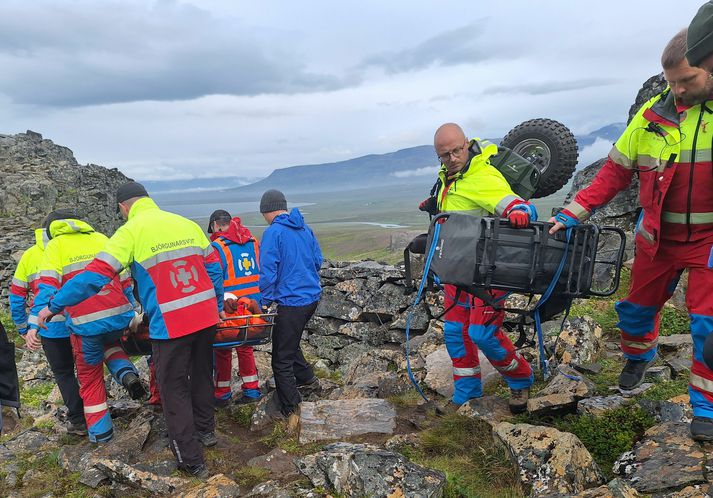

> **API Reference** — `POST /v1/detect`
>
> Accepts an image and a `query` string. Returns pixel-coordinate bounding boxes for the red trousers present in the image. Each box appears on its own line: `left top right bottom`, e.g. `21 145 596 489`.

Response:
213 346 260 400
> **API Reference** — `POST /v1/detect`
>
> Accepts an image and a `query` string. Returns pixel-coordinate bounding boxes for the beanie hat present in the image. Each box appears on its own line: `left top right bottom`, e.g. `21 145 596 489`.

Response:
207 209 231 233
116 181 149 204
686 1 713 67
260 189 287 213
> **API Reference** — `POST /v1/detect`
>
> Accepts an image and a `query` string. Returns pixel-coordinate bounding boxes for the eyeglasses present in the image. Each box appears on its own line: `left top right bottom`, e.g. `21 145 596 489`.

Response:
436 141 468 162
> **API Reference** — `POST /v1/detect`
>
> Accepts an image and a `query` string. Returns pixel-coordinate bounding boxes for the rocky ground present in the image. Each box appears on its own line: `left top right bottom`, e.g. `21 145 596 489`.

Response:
0 258 705 498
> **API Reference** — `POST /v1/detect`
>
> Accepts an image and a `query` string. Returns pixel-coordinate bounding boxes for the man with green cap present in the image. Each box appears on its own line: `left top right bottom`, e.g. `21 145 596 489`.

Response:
686 1 713 72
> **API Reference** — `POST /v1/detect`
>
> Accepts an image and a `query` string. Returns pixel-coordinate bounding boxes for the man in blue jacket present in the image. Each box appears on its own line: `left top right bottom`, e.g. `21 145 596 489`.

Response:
259 189 322 431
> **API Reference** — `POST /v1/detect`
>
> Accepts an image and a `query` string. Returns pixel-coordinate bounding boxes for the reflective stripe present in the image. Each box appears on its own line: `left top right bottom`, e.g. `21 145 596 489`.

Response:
64 219 84 232
638 225 655 243
139 247 204 270
662 211 713 224
104 347 124 359
62 260 90 275
16 322 27 329
452 367 480 377
216 381 231 388
609 146 633 169
28 316 38 325
84 402 108 414
71 304 134 325
566 200 589 221
159 288 216 314
622 339 656 350
496 359 520 372
241 375 259 383
11 277 28 288
203 246 216 258
39 269 61 280
691 372 713 393
26 272 40 283
678 148 713 162
97 251 125 272
637 154 665 172
50 315 65 322
495 195 520 216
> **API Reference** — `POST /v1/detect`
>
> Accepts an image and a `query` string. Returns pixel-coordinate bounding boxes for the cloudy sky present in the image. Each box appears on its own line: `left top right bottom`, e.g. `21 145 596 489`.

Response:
0 0 704 180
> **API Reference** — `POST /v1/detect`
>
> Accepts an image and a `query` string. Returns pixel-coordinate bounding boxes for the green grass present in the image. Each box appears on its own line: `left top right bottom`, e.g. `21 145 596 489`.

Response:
0 311 22 346
398 414 523 498
232 466 270 489
20 381 54 409
554 406 655 480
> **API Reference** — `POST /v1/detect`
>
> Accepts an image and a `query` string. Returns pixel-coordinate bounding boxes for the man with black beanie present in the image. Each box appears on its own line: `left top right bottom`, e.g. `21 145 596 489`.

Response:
37 181 225 477
258 190 323 433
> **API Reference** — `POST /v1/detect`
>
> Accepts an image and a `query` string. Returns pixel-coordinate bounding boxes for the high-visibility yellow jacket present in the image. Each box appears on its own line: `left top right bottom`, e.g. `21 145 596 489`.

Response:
47 198 224 340
30 219 134 336
9 229 68 337
436 138 522 216
564 88 713 258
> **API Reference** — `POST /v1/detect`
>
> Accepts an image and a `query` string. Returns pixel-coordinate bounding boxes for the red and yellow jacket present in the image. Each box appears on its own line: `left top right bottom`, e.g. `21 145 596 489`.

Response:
564 89 713 258
47 198 224 340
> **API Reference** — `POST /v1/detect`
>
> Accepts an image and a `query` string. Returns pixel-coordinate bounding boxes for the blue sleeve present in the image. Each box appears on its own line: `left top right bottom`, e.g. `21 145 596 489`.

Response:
49 270 112 313
258 228 280 307
9 293 29 334
205 260 224 313
311 229 324 272
123 284 137 309
29 282 60 331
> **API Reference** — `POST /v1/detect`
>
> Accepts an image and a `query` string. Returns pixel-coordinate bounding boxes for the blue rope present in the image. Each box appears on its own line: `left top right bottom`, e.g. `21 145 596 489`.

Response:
532 227 572 379
404 222 442 402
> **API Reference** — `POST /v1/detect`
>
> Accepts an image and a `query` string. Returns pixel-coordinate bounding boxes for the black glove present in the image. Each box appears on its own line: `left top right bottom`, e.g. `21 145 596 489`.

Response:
418 196 438 216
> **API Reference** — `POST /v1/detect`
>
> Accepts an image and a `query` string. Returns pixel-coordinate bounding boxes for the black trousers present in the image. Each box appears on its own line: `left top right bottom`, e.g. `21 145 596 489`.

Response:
152 326 215 467
41 336 84 425
272 301 318 416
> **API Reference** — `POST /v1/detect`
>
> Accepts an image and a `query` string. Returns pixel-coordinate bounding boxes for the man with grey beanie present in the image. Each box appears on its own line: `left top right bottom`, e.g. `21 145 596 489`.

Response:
687 1 713 71
258 190 323 433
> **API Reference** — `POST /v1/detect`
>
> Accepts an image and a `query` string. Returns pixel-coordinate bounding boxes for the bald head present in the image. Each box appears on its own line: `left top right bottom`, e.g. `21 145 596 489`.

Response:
434 122 469 173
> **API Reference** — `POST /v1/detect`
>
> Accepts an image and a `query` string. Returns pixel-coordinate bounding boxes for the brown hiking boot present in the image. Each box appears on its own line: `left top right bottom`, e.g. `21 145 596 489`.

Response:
509 388 529 414
286 405 301 435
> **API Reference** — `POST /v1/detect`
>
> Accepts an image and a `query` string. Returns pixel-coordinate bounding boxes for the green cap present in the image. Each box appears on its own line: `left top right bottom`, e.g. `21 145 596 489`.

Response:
686 1 713 67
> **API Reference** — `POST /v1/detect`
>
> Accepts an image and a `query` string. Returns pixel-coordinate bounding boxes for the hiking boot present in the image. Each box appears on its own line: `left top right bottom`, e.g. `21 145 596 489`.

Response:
618 356 656 391
198 431 217 448
66 420 88 436
297 377 321 394
122 372 148 401
691 416 713 442
286 406 301 435
181 463 209 479
214 397 231 409
509 388 529 414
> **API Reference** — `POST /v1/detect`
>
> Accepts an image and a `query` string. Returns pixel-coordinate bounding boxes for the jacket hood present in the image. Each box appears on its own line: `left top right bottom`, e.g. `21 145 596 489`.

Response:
210 217 254 244
34 228 49 250
273 208 305 229
48 218 95 239
127 197 159 220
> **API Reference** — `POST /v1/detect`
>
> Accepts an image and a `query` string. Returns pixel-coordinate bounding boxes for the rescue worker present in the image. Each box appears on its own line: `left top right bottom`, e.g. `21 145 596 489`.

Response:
36 182 225 478
208 209 262 407
686 1 713 72
259 189 322 432
9 220 85 435
550 29 713 440
30 209 146 443
419 123 536 414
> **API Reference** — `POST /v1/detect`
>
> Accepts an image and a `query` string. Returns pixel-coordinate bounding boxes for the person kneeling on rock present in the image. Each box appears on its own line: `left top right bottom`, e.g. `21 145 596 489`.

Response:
31 209 146 443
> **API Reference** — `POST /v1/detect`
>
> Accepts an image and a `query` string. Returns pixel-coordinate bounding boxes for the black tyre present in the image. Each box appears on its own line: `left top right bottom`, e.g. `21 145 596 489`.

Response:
500 118 578 198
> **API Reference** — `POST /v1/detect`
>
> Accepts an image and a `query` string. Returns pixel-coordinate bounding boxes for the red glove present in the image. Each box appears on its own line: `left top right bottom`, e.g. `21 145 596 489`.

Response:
507 209 530 228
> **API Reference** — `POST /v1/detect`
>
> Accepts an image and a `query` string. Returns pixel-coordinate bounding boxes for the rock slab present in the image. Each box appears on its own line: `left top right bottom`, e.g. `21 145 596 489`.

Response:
298 398 396 443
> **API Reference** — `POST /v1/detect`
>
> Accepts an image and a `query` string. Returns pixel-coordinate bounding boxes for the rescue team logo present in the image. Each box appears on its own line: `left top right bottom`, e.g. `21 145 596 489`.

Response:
702 121 709 134
169 260 199 294
238 253 257 276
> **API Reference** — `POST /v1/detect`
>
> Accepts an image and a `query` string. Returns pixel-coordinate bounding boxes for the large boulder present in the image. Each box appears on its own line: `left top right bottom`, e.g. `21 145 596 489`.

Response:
297 442 446 498
554 316 603 366
494 422 605 496
527 366 596 415
298 399 396 443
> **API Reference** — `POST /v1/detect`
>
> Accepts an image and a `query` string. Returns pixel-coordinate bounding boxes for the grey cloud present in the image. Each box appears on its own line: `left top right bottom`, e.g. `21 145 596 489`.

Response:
358 22 512 74
0 2 352 107
482 78 618 96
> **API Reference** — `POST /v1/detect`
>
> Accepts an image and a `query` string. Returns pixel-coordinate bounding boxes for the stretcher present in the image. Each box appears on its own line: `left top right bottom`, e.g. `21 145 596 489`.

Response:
119 297 275 356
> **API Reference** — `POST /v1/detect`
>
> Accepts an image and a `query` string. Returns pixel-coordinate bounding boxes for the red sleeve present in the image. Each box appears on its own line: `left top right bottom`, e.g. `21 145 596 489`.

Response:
570 158 634 218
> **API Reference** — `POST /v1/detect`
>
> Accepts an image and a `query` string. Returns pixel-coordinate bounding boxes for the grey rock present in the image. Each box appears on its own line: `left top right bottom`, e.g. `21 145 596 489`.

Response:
389 301 431 332
336 342 373 372
245 480 298 498
3 430 50 453
307 334 354 363
658 334 693 356
611 383 655 397
665 357 692 379
297 442 446 498
93 459 188 494
554 316 603 366
573 362 603 375
305 315 344 336
179 473 242 498
457 395 511 427
577 396 629 417
133 460 178 477
319 261 404 282
250 391 281 432
644 365 671 382
385 433 421 451
361 282 412 321
108 399 143 419
314 287 363 321
637 399 692 424
615 422 707 494
337 321 389 346
298 399 397 443
494 422 605 496
528 366 596 415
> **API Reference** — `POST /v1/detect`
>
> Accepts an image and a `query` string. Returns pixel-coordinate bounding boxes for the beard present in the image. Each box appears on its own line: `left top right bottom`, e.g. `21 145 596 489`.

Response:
676 77 713 106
